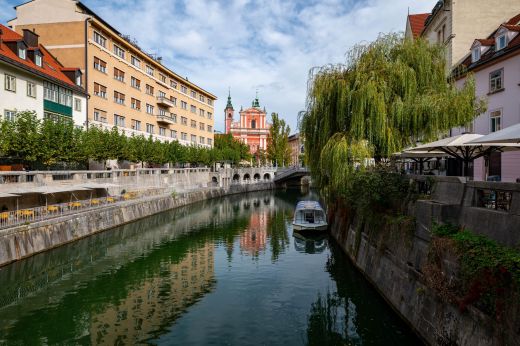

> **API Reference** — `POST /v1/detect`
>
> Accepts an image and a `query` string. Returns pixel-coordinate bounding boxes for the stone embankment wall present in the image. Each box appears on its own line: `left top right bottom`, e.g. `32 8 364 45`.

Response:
0 182 274 267
330 177 520 346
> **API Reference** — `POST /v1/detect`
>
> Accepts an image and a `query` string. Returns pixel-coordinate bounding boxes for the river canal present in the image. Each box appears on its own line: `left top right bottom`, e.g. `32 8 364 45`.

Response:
0 189 422 345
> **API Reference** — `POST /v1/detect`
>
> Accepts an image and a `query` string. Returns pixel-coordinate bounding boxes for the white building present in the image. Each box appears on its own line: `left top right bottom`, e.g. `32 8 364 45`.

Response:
0 24 86 126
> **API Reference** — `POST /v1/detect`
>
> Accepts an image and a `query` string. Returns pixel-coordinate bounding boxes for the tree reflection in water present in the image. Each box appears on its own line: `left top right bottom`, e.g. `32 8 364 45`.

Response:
306 290 350 346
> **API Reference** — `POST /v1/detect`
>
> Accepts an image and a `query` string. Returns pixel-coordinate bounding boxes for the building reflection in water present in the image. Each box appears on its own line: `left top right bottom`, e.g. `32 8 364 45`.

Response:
90 243 215 345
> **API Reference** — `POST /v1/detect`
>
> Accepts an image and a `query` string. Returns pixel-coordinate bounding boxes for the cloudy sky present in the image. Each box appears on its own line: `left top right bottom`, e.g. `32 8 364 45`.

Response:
1 0 436 133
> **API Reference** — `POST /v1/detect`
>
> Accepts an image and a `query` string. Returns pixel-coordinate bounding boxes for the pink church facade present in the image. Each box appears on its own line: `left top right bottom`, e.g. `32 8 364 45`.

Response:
225 93 270 156
452 15 520 182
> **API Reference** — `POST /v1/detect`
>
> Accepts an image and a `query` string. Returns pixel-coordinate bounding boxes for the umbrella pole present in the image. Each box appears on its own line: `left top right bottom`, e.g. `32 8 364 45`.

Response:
419 158 424 175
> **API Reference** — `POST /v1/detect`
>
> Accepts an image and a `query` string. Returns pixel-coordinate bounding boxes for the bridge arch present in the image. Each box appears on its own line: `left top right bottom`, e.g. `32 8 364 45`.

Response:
253 173 261 180
263 173 271 181
233 174 240 182
244 173 251 181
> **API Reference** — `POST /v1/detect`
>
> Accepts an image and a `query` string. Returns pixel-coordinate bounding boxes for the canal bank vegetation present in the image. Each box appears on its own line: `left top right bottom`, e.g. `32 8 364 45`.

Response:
426 223 520 323
301 33 484 251
0 112 251 169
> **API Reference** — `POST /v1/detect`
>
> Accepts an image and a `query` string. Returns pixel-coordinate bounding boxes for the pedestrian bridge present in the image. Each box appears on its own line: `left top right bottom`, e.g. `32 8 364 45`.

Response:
273 167 310 185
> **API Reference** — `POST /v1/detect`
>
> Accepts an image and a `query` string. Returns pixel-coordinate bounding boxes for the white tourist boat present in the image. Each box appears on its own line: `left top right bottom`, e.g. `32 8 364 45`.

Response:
292 201 328 231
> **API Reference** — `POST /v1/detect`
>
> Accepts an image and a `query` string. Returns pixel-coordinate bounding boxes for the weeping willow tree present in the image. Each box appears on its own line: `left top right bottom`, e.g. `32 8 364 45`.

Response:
301 33 485 195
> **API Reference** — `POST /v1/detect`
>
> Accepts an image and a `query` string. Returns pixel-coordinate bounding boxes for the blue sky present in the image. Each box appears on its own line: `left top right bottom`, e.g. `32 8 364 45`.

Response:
0 0 436 133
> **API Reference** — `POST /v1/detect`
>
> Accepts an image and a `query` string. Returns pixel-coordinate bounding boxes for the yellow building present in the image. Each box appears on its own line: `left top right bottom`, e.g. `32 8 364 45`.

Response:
8 0 216 147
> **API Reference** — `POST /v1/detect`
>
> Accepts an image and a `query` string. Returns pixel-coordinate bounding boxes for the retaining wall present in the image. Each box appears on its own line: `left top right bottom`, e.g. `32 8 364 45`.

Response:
0 182 274 267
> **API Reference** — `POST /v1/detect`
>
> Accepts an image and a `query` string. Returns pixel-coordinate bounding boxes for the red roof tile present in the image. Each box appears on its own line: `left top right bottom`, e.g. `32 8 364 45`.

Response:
408 13 429 38
0 24 83 90
476 39 495 46
502 24 520 32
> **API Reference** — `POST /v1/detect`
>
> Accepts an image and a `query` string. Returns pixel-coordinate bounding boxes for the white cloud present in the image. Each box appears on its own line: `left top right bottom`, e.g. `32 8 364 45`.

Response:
1 0 437 133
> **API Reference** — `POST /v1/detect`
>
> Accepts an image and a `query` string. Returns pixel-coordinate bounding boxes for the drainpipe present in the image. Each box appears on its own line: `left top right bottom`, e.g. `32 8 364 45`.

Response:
84 17 91 129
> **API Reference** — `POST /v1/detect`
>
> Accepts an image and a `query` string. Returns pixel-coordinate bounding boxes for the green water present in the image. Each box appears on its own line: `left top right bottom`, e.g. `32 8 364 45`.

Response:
0 189 422 345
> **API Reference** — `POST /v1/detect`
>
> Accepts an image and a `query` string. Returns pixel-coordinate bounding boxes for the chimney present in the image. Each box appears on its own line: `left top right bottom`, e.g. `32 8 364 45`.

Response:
22 29 39 48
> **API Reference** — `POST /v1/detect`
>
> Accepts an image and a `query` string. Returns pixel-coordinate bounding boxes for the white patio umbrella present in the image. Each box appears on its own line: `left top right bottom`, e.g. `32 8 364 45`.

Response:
467 123 520 145
409 134 492 177
393 149 446 175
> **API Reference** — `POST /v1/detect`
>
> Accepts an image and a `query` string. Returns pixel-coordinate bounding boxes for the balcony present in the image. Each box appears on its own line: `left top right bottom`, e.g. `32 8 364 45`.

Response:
156 114 176 125
156 96 175 108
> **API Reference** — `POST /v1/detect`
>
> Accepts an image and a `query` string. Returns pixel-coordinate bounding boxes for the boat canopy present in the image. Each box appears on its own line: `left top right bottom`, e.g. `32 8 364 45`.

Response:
295 201 324 212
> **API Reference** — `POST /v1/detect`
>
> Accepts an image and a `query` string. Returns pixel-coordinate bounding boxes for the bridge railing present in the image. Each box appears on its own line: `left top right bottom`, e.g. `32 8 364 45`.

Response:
273 167 309 182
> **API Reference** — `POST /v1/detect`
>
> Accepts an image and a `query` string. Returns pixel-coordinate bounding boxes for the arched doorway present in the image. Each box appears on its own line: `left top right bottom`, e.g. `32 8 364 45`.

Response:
244 173 251 181
253 173 261 180
233 174 240 182
263 173 271 181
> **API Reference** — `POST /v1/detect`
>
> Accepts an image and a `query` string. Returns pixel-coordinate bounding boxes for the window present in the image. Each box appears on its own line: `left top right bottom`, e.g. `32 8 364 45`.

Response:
181 132 187 141
191 134 197 143
131 98 141 111
27 82 36 98
496 34 507 50
145 84 154 95
199 122 205 130
131 55 141 68
159 127 166 136
93 83 107 98
114 68 125 82
207 99 213 106
199 109 205 117
181 101 187 110
207 138 213 146
190 105 196 113
207 125 212 133
94 57 107 73
158 90 166 98
489 69 503 93
490 109 502 132
75 73 81 86
74 98 81 111
146 123 154 134
471 47 480 63
171 114 177 123
131 76 141 90
158 108 167 116
131 119 141 130
159 74 167 83
146 65 154 76
207 112 212 119
3 110 16 121
114 114 125 127
170 96 177 106
34 52 42 67
170 80 177 89
251 119 256 129
18 44 26 59
113 91 125 105
146 104 154 114
170 130 177 139
181 85 187 93
44 81 72 106
113 44 125 59
191 90 197 98
181 116 187 125
199 95 205 102
199 136 205 144
93 109 107 123
93 31 106 47
191 120 197 128
5 74 16 92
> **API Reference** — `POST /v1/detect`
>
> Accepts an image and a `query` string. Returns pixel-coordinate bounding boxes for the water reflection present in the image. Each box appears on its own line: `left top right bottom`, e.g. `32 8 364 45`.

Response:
0 190 421 345
293 232 328 254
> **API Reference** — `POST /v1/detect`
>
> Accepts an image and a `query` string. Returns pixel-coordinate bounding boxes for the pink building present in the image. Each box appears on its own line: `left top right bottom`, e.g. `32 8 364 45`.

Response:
224 92 270 157
452 14 520 182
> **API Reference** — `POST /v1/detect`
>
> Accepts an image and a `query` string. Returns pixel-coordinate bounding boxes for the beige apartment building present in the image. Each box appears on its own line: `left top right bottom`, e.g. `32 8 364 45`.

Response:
406 0 520 71
8 0 216 147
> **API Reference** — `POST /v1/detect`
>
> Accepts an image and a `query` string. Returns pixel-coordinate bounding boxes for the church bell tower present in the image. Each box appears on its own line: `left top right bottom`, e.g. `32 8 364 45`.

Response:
224 89 234 134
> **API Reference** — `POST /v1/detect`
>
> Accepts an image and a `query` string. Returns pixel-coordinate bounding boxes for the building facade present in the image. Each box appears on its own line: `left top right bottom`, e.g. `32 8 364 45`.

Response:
224 92 270 156
451 14 520 182
406 0 520 70
8 0 216 147
0 24 86 126
288 133 303 167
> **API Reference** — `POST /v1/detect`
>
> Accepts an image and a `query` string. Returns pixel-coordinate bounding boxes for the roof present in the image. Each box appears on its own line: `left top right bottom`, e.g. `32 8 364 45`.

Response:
454 12 520 78
295 201 324 211
0 24 85 94
408 13 429 39
468 123 520 144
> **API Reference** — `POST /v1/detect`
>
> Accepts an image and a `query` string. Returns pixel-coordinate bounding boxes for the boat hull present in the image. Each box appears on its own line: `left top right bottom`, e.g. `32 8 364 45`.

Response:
292 222 328 231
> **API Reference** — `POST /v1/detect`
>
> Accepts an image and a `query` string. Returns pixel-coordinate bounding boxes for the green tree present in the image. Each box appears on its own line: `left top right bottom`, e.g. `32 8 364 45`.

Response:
267 113 291 167
3 111 42 164
301 33 485 193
